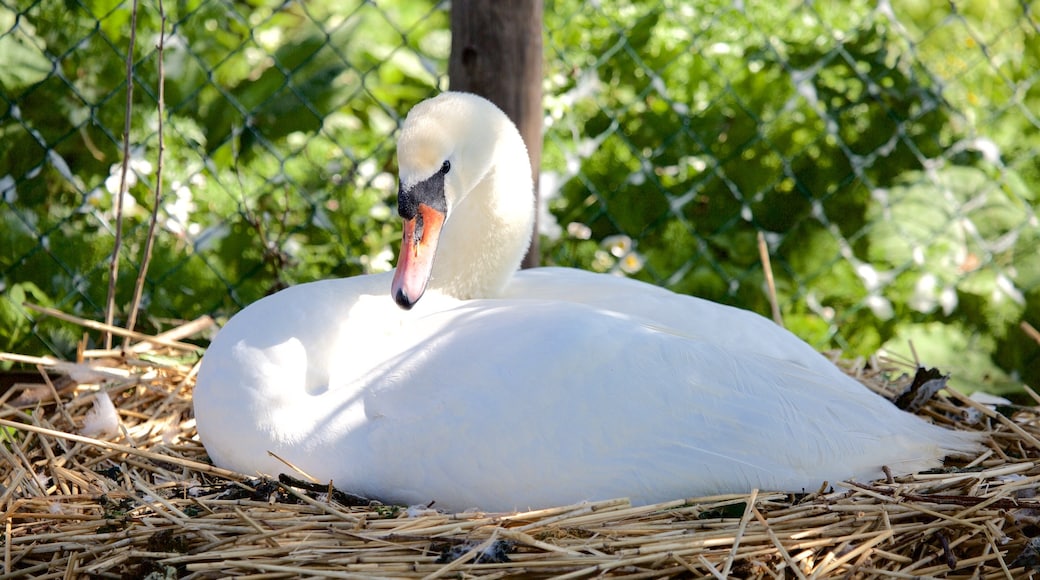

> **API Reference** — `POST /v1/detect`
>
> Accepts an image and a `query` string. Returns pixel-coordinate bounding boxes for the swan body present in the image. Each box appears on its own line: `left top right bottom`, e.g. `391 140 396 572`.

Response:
194 92 979 512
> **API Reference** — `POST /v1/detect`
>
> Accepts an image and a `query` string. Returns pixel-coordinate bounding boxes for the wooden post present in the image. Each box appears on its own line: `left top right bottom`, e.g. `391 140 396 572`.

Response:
449 0 543 268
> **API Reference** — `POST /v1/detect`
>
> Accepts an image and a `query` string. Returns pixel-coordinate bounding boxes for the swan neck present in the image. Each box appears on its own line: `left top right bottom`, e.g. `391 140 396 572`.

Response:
432 140 534 299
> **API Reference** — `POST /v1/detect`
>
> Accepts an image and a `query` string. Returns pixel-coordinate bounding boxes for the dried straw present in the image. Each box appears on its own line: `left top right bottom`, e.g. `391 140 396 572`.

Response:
1 318 1038 578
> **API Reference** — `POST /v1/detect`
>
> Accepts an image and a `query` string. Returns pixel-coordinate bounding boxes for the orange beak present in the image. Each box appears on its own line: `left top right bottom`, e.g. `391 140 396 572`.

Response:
391 203 446 309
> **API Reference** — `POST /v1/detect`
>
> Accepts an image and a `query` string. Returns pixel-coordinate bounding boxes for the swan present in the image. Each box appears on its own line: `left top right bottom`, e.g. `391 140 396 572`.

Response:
193 92 981 513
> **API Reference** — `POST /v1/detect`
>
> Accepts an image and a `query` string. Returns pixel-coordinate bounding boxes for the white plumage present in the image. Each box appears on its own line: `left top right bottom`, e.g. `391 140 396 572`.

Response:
193 92 980 512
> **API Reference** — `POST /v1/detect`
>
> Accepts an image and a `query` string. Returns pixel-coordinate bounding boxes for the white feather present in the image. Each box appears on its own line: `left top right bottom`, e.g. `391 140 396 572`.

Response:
81 391 120 438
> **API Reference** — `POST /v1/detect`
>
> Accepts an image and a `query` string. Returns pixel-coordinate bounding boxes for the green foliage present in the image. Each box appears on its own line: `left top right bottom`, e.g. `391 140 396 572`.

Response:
860 164 1037 391
0 282 47 368
542 0 1040 391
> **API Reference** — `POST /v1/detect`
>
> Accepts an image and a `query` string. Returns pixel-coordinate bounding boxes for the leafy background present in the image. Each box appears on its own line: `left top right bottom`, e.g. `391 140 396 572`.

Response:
1 0 1038 396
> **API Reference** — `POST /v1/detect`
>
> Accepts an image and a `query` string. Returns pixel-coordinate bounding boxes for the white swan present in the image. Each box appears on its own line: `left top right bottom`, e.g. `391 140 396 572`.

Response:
193 92 980 512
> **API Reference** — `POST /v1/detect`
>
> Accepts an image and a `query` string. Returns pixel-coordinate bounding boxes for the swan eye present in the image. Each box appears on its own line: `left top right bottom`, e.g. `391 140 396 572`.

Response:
440 160 451 175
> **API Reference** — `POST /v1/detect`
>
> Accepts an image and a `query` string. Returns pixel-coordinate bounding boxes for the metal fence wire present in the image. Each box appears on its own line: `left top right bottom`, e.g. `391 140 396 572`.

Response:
1 0 1038 394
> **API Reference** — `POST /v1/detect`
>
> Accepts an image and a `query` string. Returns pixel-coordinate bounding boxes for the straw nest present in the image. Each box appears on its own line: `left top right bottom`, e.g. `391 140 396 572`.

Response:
2 311 1040 579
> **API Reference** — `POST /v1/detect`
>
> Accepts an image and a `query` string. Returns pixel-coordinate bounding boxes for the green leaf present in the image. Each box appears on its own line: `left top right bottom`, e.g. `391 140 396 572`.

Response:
0 33 52 90
0 281 52 366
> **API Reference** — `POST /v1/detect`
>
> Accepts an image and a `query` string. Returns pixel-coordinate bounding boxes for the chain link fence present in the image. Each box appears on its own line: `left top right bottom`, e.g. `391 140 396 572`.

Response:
2 0 1038 393
1 0 449 352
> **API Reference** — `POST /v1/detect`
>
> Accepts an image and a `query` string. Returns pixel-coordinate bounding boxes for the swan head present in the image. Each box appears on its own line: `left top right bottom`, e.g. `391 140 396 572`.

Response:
391 92 534 309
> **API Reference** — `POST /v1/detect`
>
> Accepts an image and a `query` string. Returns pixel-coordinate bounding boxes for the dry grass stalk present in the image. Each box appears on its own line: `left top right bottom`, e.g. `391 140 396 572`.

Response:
102 0 142 351
756 231 783 328
124 0 169 348
1 324 1038 578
